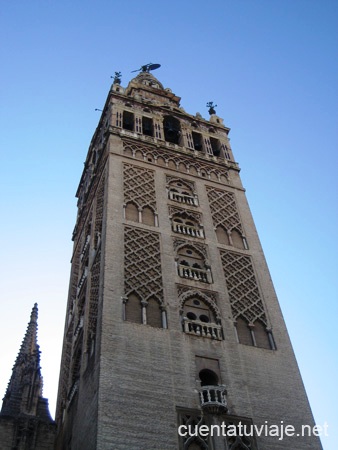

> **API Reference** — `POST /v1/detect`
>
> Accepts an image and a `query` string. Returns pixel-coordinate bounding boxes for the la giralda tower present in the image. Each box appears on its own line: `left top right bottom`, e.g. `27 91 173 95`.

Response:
55 66 322 450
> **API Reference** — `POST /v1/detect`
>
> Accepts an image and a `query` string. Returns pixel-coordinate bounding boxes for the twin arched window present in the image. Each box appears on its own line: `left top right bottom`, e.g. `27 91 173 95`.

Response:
168 180 198 206
181 297 222 340
124 293 164 328
177 247 212 284
235 316 275 350
172 213 204 238
125 202 156 226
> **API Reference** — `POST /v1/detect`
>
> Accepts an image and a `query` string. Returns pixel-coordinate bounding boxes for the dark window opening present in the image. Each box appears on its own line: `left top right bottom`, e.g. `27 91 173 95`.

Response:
163 116 181 144
142 116 153 136
192 131 203 151
123 111 134 131
187 312 197 320
199 314 210 323
210 137 221 156
199 369 219 386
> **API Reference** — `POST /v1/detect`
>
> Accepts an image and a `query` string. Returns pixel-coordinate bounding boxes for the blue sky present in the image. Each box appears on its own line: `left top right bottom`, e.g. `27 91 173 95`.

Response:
0 1 337 448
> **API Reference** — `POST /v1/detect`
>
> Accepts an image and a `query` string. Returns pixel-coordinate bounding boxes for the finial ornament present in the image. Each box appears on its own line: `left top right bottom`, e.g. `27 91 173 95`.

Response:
131 63 161 73
111 71 122 84
207 101 217 115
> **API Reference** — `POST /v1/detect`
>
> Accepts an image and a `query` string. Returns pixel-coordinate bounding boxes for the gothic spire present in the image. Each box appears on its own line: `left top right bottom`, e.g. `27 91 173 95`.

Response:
1 303 51 420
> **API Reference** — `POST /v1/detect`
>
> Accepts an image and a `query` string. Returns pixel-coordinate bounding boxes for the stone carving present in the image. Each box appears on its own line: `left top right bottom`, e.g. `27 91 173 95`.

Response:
173 238 208 261
123 139 229 183
178 411 209 450
177 286 221 322
206 186 243 233
123 163 156 210
168 206 201 222
124 226 163 304
94 174 105 248
220 250 267 325
86 248 101 353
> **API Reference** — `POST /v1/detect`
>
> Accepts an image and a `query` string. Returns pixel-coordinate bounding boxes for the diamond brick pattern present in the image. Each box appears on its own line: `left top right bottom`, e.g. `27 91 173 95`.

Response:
124 226 163 303
123 163 156 209
220 250 267 325
207 186 243 232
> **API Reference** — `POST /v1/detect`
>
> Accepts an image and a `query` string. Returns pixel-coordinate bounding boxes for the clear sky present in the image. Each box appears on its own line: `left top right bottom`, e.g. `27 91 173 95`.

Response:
0 1 337 448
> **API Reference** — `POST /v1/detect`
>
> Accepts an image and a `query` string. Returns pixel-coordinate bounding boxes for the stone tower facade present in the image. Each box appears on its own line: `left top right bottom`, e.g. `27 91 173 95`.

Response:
0 304 56 449
55 69 322 449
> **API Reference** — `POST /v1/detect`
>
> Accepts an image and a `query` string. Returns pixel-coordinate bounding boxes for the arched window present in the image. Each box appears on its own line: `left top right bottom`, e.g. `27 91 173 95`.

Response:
177 247 211 283
182 297 222 340
235 316 253 346
125 202 139 222
125 293 142 324
142 206 156 226
253 320 272 349
163 116 181 144
236 317 275 349
216 225 230 245
124 294 165 328
146 297 162 328
199 369 219 386
167 180 197 206
172 213 203 238
231 229 245 249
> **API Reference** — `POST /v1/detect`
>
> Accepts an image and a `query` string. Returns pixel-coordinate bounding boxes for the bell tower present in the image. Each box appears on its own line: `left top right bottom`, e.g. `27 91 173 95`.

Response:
55 66 322 449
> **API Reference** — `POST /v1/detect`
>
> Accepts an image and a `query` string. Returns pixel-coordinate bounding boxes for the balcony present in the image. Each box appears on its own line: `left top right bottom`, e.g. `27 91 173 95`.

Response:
77 267 88 295
74 316 84 340
178 264 212 283
80 235 91 262
199 385 228 415
67 379 79 408
172 221 204 238
182 317 222 340
168 191 198 206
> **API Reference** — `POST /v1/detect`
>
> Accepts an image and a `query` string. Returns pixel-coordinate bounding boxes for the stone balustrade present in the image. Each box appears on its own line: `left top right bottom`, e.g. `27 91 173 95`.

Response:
67 379 79 407
178 264 211 283
168 191 198 206
74 316 84 340
77 267 88 294
172 221 204 238
199 385 228 414
182 317 223 340
80 235 91 261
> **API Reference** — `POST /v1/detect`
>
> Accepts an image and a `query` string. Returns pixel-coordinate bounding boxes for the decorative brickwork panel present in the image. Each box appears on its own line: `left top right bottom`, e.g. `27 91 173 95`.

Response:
220 250 267 325
174 238 208 261
123 139 229 183
206 186 243 233
124 226 163 303
94 174 105 248
168 205 201 223
123 163 156 210
177 410 209 450
86 248 101 353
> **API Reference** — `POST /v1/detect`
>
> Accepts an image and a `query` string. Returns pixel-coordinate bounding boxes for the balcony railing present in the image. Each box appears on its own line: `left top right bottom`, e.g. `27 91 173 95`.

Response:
67 379 79 408
199 385 228 414
77 267 88 294
178 264 212 283
74 316 84 340
80 235 91 262
172 221 204 238
182 318 222 340
168 191 198 206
